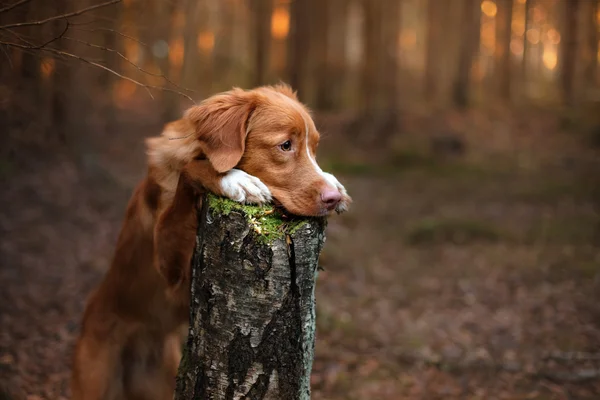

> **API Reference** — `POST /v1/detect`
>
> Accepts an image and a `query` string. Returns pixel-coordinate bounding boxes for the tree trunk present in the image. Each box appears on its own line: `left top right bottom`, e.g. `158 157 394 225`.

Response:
560 0 580 105
287 0 309 98
175 195 326 400
181 0 202 93
20 1 40 106
157 1 178 122
424 0 442 101
327 0 350 109
522 0 531 80
452 0 480 108
360 0 381 115
252 0 273 87
495 0 513 101
312 0 332 110
51 0 69 143
382 0 400 113
213 0 235 84
584 0 599 86
99 3 121 134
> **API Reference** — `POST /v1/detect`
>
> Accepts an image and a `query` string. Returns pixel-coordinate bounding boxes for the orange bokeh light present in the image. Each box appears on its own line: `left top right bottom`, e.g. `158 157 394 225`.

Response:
510 38 524 55
40 57 55 79
113 79 137 106
481 0 497 17
543 49 557 70
399 30 417 49
526 29 540 45
169 37 184 67
546 28 561 45
271 6 290 40
197 31 215 53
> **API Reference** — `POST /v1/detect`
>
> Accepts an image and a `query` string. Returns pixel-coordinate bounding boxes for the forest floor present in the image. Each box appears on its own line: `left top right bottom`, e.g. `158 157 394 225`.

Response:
1 103 599 399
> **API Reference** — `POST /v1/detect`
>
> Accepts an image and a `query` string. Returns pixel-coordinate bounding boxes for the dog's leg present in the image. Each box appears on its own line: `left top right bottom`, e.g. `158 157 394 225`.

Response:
153 170 198 310
154 160 271 306
72 336 124 400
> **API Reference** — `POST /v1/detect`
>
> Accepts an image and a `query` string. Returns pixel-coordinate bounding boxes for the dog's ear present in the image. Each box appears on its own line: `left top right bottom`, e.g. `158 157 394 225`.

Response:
270 82 298 100
184 88 257 173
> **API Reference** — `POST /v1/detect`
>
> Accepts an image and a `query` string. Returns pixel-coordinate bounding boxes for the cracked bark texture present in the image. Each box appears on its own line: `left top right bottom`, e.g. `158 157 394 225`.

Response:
175 196 326 400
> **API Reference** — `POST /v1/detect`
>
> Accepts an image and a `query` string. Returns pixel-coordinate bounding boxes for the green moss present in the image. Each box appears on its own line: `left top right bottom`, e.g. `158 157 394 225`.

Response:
206 193 310 244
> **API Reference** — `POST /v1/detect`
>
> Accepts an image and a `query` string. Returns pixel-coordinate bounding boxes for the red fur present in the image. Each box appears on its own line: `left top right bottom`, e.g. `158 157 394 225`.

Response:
71 84 351 399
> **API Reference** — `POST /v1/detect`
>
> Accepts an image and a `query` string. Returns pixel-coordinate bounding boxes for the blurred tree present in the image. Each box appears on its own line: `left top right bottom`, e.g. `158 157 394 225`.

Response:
154 0 178 121
213 0 235 84
522 0 532 80
425 0 445 101
360 0 381 115
585 0 599 86
181 0 202 93
287 0 309 98
452 0 480 108
327 0 350 109
51 0 69 142
99 2 121 133
19 3 41 106
495 0 514 101
312 0 332 110
251 0 272 87
560 0 580 105
382 0 401 113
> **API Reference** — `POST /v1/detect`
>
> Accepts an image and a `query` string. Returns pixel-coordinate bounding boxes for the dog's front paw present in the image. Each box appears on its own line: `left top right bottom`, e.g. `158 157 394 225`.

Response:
322 172 352 214
220 169 272 204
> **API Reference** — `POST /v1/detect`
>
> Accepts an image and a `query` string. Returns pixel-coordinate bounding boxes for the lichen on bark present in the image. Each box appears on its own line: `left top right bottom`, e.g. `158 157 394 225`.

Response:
175 194 326 400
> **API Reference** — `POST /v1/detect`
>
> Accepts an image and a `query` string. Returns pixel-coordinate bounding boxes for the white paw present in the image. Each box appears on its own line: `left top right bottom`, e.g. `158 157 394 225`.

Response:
322 172 351 213
220 169 272 204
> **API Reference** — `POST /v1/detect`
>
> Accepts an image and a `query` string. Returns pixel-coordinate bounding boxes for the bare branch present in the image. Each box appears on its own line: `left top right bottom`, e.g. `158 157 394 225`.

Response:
0 39 194 102
1 25 36 45
0 0 122 29
42 46 155 99
0 45 13 68
0 0 31 14
62 36 194 96
71 27 148 48
2 21 69 49
42 47 194 103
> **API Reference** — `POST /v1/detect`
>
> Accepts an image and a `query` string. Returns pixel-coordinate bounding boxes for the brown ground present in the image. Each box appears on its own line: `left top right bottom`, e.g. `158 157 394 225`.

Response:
1 104 599 399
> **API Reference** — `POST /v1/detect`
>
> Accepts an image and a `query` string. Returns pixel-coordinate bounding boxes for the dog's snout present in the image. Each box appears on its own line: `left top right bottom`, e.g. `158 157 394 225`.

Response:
320 187 342 210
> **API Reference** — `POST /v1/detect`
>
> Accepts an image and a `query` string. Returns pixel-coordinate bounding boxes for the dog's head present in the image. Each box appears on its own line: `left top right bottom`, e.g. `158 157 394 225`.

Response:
177 84 351 217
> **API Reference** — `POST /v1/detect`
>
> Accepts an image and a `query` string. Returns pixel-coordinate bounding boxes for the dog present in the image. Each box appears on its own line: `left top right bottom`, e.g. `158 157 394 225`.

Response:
71 84 351 399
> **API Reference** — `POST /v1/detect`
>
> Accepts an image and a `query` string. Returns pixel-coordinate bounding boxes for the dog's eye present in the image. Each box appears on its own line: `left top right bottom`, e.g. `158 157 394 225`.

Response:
280 140 292 151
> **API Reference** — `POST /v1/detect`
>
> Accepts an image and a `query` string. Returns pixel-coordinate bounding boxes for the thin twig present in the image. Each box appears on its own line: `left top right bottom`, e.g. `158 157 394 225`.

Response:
0 0 122 29
2 22 68 49
64 14 124 27
0 45 13 68
0 0 30 14
44 46 154 98
36 21 69 49
1 25 36 45
71 27 148 48
62 36 195 96
41 46 194 103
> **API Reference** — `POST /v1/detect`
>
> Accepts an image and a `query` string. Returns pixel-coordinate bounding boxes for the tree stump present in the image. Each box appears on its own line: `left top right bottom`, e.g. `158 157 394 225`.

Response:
175 194 326 400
